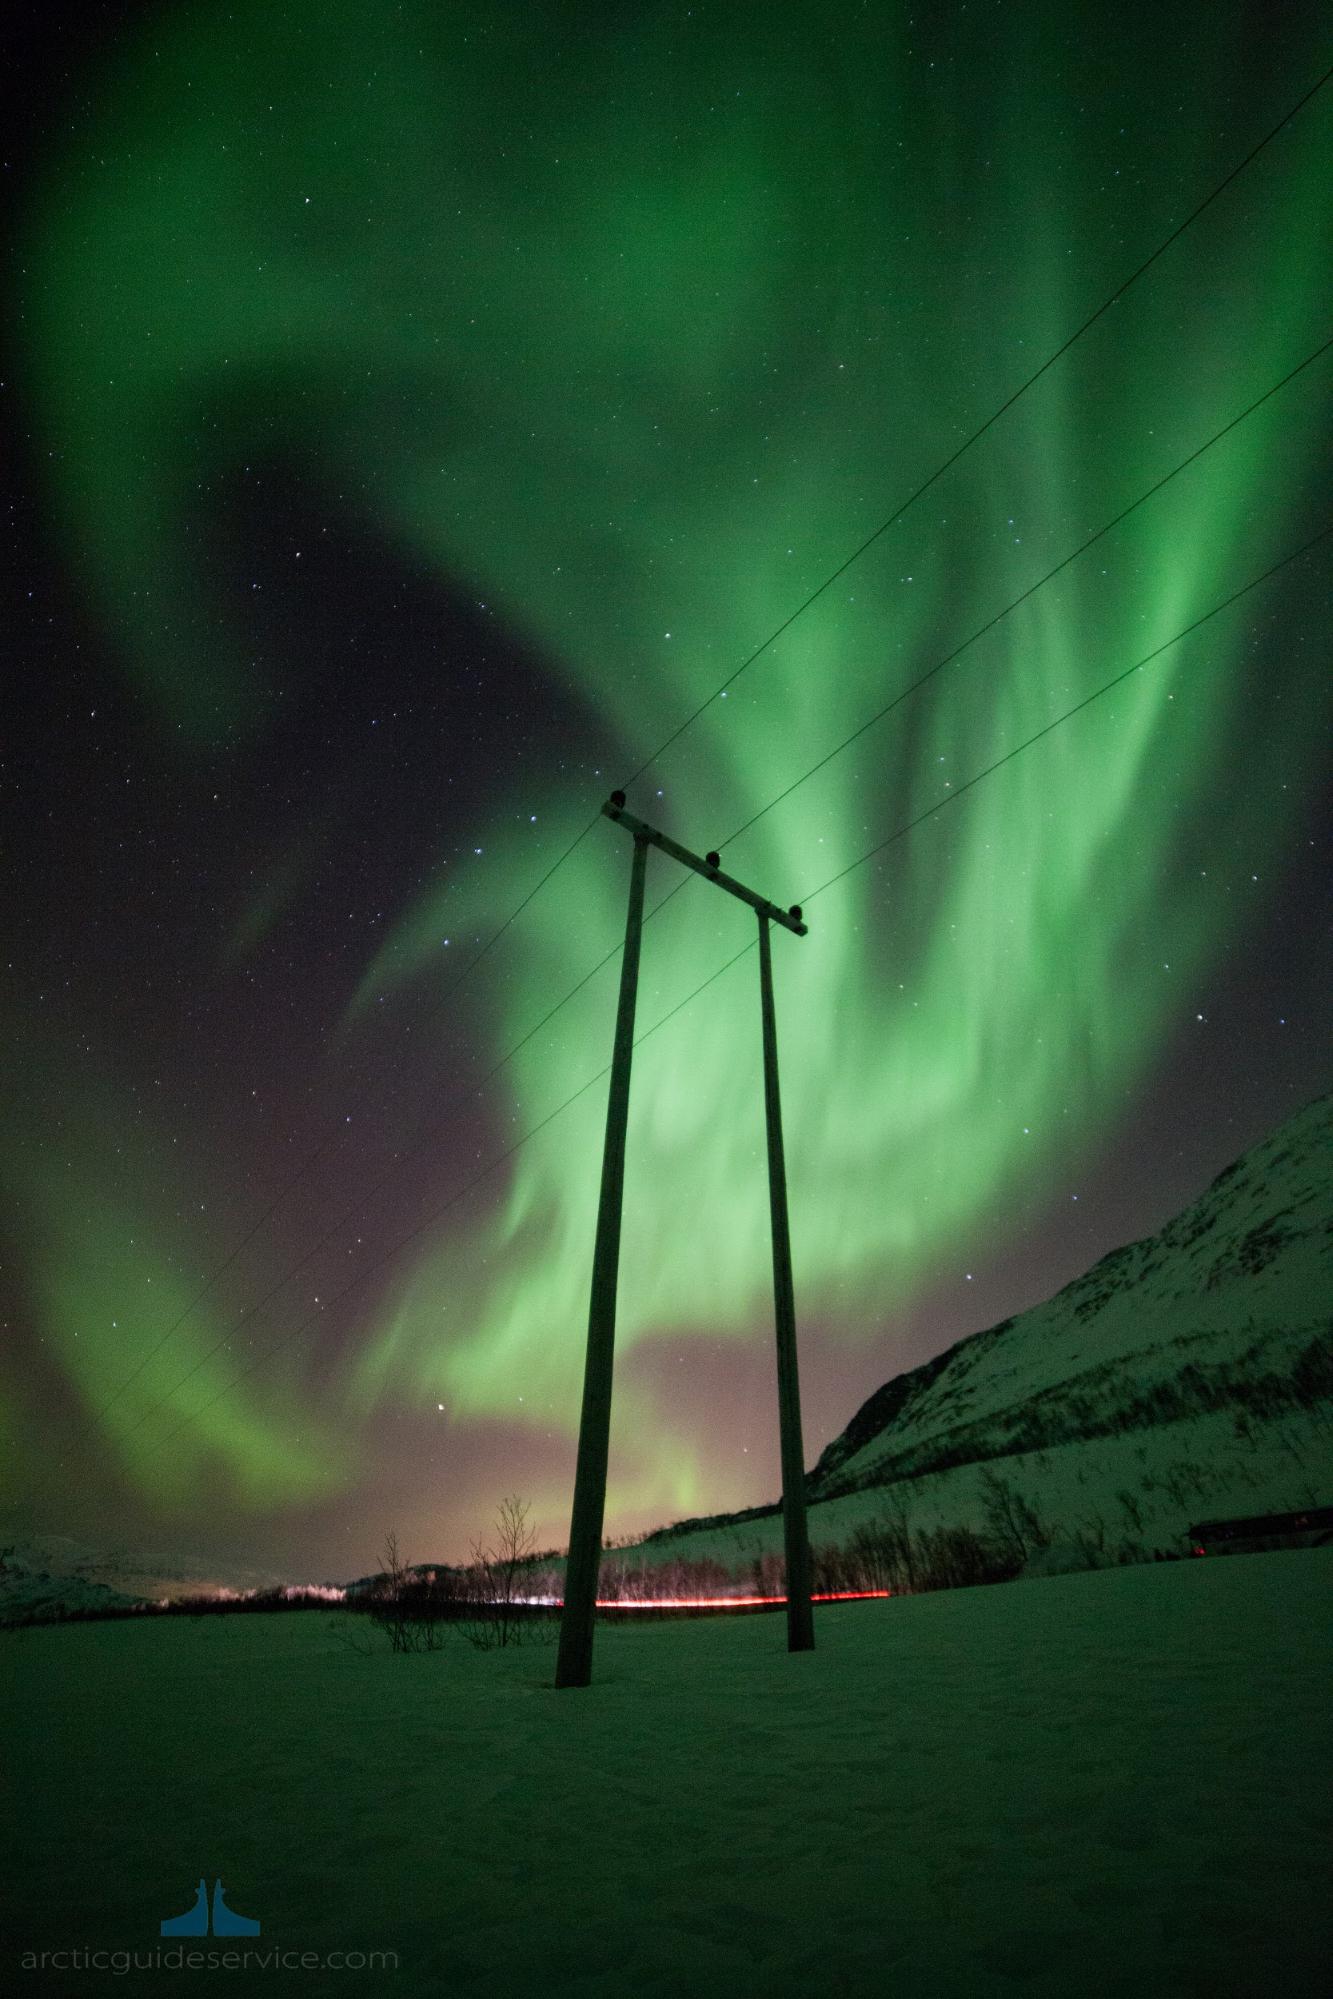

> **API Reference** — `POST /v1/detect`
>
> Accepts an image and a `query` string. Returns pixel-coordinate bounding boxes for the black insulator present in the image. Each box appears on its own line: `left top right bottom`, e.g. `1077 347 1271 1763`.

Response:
705 850 721 870
789 905 803 923
609 790 626 810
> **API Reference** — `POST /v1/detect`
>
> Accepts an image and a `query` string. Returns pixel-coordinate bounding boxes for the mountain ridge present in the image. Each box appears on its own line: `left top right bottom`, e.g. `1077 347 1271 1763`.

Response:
639 1090 1330 1557
807 1090 1329 1500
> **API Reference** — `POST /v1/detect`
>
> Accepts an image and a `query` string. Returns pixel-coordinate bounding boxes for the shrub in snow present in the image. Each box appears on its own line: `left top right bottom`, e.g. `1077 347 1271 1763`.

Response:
978 1466 1052 1564
460 1497 553 1650
912 1524 1018 1590
366 1531 445 1653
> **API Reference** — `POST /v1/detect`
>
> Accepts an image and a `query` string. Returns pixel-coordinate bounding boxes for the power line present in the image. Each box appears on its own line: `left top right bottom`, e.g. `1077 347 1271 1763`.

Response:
620 60 1332 792
719 336 1333 852
78 60 1333 1449
87 340 1329 1461
798 525 1332 905
120 521 1328 1469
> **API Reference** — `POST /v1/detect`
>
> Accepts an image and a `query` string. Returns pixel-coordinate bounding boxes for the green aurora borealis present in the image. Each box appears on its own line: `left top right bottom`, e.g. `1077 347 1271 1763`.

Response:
4 0 1329 1567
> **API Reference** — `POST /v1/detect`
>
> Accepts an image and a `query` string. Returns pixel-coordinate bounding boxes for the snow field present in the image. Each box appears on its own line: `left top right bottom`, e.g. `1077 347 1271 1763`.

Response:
629 1404 1331 1577
3 1548 1330 1996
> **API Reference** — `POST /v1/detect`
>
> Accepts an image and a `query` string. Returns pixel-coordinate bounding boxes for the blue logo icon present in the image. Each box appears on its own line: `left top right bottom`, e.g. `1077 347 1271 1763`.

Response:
160 1878 260 1937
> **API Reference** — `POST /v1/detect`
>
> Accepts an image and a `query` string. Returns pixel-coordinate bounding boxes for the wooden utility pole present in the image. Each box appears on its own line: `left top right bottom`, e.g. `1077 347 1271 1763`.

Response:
555 793 813 1688
758 912 814 1651
555 827 649 1690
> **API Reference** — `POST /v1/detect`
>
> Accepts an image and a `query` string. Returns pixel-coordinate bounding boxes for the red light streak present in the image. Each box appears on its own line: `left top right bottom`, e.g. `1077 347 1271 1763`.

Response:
586 1589 891 1611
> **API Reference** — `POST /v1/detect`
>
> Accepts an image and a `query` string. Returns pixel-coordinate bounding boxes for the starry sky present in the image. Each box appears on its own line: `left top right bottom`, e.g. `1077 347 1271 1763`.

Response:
2 0 1329 1579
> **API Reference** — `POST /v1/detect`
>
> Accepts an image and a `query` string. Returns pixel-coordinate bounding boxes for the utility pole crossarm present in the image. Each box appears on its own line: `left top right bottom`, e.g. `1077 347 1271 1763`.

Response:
556 792 815 1686
603 796 808 937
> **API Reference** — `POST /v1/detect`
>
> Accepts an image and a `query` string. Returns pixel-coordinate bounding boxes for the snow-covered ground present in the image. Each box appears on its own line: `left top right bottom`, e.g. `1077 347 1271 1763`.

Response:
623 1402 1331 1580
4 1549 1330 1996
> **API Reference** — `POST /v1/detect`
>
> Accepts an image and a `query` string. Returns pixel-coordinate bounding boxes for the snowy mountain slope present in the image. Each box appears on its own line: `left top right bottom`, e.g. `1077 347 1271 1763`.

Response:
0 1532 295 1624
0 1554 145 1624
627 1094 1330 1574
807 1092 1330 1500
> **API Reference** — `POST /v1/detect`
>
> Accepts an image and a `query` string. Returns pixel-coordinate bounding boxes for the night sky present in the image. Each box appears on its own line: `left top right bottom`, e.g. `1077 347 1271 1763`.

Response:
2 0 1329 1580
